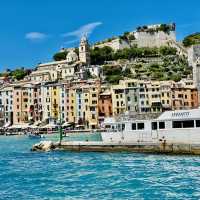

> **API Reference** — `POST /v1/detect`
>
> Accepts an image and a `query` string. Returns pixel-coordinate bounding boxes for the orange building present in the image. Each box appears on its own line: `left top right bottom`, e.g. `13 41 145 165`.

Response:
13 85 29 125
171 82 199 110
98 89 113 125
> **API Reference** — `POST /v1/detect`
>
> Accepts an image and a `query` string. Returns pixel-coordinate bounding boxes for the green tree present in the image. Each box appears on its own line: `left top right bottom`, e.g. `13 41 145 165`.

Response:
160 46 177 55
53 51 68 61
183 33 200 47
90 46 114 65
12 69 27 80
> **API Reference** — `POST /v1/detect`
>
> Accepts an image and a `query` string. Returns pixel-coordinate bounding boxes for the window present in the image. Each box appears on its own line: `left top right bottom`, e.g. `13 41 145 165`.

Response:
137 123 144 130
122 124 125 131
132 123 136 130
159 122 165 129
173 121 182 128
92 100 97 104
92 94 97 97
173 120 194 128
196 120 200 127
152 122 157 130
183 120 194 128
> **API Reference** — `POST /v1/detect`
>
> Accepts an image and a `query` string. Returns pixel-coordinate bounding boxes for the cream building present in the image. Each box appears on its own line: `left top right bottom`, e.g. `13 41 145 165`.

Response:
30 60 76 82
66 49 78 63
0 85 13 126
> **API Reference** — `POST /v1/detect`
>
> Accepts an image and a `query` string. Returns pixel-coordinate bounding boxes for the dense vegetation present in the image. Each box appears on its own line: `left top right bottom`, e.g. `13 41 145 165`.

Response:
103 65 132 84
53 51 68 61
0 68 32 81
136 23 175 34
183 33 200 47
90 46 177 65
102 54 191 84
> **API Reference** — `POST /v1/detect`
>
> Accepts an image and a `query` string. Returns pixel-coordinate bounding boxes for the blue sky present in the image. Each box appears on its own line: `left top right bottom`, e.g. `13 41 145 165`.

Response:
0 0 200 71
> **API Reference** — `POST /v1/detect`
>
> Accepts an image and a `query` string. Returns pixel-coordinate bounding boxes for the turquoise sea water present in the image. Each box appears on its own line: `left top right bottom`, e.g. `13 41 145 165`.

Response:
0 136 200 200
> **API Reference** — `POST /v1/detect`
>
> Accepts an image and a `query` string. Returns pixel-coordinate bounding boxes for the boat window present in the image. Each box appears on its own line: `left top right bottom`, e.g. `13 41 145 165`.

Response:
196 120 200 127
173 121 182 128
182 120 194 128
132 123 136 130
159 122 165 129
173 120 194 128
105 125 111 129
122 124 125 131
152 122 157 130
137 123 144 130
118 124 121 130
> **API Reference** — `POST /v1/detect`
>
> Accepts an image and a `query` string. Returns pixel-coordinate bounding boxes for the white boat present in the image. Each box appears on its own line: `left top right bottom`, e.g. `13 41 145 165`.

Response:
102 108 200 145
35 108 200 154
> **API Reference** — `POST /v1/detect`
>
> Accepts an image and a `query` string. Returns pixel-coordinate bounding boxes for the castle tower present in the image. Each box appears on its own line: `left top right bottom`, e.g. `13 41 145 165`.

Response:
188 45 200 89
79 36 90 65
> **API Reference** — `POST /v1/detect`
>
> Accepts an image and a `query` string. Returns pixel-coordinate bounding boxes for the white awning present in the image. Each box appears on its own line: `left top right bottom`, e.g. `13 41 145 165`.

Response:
33 121 41 126
3 122 11 128
62 122 74 127
41 124 58 129
8 124 29 129
29 125 39 129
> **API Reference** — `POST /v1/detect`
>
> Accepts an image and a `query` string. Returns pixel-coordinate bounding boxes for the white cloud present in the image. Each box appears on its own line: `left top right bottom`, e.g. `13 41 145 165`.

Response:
25 32 47 41
63 39 79 45
62 22 102 38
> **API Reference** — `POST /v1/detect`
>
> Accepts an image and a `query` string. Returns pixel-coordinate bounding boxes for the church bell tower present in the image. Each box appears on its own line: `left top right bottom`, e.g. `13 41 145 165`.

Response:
79 36 90 65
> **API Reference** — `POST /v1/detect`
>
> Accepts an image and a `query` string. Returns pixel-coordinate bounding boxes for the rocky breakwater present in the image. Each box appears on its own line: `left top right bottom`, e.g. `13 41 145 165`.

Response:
31 141 57 152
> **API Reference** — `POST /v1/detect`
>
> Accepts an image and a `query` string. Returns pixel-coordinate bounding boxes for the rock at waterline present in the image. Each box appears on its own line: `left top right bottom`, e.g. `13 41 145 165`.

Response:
31 141 55 152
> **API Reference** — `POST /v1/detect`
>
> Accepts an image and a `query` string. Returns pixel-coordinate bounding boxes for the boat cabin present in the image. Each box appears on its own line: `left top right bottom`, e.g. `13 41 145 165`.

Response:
104 109 200 132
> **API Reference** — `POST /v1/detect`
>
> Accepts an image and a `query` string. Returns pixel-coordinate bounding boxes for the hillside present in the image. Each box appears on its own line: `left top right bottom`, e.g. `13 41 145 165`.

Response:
92 46 191 83
183 33 200 47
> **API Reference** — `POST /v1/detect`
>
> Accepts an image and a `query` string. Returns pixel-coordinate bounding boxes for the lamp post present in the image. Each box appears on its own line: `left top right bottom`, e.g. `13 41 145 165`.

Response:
59 106 63 145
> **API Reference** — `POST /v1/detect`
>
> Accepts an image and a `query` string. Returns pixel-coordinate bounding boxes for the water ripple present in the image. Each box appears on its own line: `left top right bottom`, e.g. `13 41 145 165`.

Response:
0 136 200 199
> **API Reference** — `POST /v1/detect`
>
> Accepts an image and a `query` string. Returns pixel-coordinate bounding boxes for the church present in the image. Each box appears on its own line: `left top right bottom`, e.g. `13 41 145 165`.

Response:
29 36 91 82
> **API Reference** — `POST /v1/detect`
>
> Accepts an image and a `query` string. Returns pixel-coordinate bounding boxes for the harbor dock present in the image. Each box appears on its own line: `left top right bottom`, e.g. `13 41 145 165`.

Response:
31 140 200 155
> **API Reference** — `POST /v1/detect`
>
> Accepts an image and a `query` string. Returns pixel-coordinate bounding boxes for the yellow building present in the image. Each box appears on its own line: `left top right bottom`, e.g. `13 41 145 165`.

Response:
160 81 173 111
111 84 126 116
50 83 60 120
84 84 100 129
68 87 76 123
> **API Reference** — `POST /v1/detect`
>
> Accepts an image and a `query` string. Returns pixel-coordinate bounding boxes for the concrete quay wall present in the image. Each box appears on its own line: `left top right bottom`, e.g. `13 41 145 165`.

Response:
58 142 200 155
